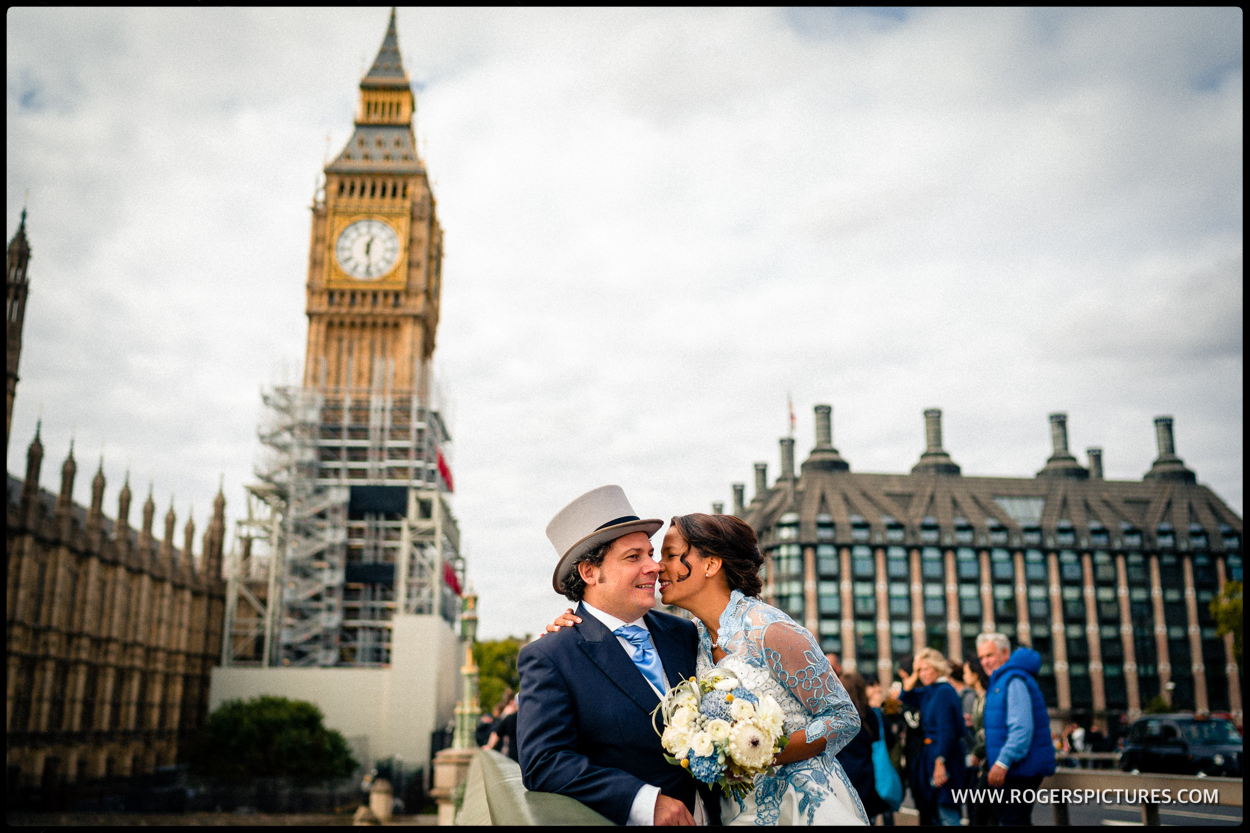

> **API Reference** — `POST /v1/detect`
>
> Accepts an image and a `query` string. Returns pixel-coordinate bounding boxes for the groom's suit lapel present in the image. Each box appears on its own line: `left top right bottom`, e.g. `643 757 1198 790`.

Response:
645 610 695 688
575 603 661 715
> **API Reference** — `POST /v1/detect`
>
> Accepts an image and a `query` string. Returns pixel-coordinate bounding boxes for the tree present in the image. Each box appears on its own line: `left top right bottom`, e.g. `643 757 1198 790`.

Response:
1210 580 1242 668
1143 694 1172 715
185 695 357 779
475 637 523 714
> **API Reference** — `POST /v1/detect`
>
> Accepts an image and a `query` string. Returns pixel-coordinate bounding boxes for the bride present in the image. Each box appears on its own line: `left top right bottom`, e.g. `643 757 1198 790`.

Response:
552 513 867 826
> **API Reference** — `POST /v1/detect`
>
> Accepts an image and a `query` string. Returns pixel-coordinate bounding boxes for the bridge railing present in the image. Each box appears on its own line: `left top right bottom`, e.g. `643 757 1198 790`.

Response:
456 749 613 826
1041 768 1242 826
1053 751 1121 769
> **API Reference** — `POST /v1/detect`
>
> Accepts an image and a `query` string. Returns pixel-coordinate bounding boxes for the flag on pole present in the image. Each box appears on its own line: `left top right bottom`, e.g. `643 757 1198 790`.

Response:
787 392 796 438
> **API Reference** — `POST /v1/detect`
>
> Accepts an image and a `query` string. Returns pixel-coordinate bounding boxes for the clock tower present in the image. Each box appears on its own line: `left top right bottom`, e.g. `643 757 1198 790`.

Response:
304 8 443 395
223 9 464 672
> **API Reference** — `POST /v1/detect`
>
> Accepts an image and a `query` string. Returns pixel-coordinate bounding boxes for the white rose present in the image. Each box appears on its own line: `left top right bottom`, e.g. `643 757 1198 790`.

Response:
706 719 732 743
730 699 756 722
671 706 696 730
713 677 739 692
662 724 692 757
690 731 715 758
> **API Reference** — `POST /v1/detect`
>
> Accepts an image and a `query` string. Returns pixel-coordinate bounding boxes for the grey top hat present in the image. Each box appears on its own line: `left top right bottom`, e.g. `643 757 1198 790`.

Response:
546 485 663 594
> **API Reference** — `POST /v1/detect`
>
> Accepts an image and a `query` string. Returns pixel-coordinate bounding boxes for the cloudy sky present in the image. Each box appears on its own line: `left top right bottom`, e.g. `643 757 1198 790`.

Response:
7 8 1242 640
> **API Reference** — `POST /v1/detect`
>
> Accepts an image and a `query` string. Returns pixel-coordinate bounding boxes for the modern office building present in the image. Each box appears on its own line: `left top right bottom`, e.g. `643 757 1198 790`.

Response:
731 404 1242 727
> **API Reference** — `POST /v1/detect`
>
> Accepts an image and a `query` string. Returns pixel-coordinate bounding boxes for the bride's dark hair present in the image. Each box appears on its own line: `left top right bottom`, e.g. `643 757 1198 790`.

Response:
670 513 764 597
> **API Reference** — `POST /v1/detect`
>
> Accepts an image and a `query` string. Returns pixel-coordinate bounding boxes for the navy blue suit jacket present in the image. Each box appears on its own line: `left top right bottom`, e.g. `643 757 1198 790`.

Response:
900 681 967 807
517 603 715 825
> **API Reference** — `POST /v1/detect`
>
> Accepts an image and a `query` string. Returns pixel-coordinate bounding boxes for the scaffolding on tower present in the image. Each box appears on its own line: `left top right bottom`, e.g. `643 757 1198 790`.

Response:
222 374 463 668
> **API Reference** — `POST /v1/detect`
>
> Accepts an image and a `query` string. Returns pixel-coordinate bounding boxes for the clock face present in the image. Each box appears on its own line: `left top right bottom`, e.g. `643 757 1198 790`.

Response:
335 219 401 279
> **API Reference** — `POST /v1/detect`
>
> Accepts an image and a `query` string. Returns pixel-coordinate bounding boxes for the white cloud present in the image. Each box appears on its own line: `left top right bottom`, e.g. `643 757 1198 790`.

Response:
7 8 1242 640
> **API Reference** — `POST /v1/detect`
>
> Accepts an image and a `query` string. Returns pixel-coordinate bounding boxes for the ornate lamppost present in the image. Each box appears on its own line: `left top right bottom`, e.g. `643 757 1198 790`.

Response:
453 583 481 748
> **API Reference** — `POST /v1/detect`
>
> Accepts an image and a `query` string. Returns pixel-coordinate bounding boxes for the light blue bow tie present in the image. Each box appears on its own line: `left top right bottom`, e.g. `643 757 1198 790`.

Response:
615 625 667 695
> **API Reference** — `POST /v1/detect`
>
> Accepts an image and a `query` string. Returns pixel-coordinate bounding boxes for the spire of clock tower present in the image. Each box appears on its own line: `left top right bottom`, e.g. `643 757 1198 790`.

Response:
304 8 444 394
363 8 407 87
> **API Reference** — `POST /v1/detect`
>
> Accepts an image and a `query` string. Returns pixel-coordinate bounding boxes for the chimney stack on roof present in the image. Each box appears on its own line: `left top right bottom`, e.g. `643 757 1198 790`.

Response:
753 463 768 500
1155 416 1176 458
779 437 796 481
801 404 850 474
711 502 724 515
1050 412 1071 456
1037 412 1088 479
814 404 833 448
925 408 943 453
732 483 745 516
1087 447 1104 480
911 408 961 475
1144 415 1196 483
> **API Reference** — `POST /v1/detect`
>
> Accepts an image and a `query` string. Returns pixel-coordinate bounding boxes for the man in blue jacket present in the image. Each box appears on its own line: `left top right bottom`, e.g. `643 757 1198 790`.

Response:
517 486 716 826
899 648 967 826
976 633 1057 826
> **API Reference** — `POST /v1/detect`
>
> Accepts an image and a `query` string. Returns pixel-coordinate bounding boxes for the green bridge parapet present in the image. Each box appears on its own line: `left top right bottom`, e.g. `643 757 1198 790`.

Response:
456 749 614 826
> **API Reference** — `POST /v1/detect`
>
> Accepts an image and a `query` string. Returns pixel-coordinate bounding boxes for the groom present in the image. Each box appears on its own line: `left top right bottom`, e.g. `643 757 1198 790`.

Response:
516 485 715 826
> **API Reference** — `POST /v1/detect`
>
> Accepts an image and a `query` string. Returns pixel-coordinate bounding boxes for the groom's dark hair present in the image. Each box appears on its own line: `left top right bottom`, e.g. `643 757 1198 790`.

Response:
559 539 613 602
670 513 764 597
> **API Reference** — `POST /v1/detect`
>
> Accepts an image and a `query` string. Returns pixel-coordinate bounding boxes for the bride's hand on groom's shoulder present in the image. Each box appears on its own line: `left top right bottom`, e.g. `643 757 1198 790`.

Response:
540 608 581 637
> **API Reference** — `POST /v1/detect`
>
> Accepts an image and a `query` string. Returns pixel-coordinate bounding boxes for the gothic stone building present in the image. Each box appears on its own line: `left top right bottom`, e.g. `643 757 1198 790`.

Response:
6 212 227 797
732 405 1242 729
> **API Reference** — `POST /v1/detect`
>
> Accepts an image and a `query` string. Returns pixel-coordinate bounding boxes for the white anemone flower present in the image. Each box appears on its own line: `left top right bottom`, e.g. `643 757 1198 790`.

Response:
706 719 732 742
713 676 739 692
690 731 716 758
728 722 774 770
730 699 756 722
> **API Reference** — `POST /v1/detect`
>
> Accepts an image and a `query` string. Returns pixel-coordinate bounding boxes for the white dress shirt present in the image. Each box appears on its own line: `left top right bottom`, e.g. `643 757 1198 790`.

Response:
579 603 706 826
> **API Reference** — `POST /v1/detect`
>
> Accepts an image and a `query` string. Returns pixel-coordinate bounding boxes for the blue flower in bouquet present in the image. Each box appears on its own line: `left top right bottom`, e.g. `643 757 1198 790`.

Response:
730 686 758 705
687 752 722 784
699 691 733 722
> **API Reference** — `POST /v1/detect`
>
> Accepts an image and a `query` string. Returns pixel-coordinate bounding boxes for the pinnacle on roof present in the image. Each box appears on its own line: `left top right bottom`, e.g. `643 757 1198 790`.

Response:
362 8 409 89
9 207 30 260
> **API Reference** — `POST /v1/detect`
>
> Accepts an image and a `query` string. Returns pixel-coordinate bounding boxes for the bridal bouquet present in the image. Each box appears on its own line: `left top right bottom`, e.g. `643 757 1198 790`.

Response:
652 668 788 802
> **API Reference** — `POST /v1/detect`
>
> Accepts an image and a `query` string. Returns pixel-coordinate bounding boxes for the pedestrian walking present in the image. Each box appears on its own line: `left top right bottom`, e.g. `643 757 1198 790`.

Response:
899 649 966 826
975 633 1057 826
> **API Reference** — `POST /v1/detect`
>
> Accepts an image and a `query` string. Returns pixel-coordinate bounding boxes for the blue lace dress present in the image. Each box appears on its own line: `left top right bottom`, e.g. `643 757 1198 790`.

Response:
697 590 868 826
